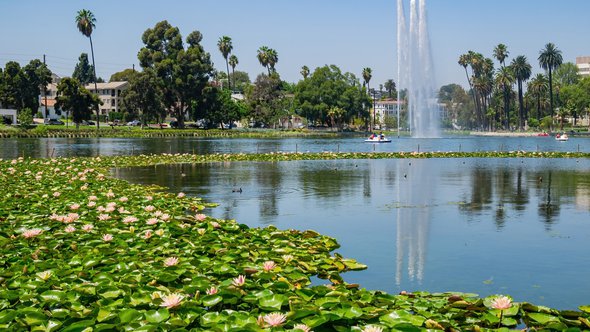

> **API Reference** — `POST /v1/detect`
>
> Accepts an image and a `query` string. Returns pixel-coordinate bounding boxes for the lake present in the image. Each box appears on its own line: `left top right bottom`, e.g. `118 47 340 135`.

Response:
1 135 588 159
113 157 590 310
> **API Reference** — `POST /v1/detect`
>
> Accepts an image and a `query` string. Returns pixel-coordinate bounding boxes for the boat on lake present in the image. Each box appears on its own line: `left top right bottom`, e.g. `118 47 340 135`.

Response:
555 133 569 141
365 134 392 143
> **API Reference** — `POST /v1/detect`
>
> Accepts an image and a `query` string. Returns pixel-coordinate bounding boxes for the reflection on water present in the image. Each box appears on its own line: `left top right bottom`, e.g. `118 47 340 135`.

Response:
114 158 590 309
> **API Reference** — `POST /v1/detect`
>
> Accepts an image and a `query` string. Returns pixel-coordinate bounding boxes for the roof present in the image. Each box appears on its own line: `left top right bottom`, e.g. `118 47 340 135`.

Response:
85 81 128 90
40 99 57 107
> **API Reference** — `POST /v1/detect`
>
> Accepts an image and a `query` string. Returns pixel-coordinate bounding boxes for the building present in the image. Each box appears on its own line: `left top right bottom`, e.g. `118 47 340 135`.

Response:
373 99 404 129
85 81 128 116
576 56 590 77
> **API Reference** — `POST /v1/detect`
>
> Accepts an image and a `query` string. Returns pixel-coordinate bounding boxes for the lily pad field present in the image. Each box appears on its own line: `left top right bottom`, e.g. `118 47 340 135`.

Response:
2 151 590 331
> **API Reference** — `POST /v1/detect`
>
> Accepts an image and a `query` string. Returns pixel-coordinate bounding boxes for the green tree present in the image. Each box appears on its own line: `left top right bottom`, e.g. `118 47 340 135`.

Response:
217 36 233 90
257 46 271 75
511 55 532 130
248 73 283 127
538 43 563 119
496 66 515 130
109 68 139 82
120 70 164 128
300 65 310 79
0 60 51 113
76 9 100 129
229 55 238 90
267 48 278 74
493 44 509 68
55 77 101 129
138 21 214 128
527 74 549 122
72 53 96 85
17 108 33 126
362 67 373 129
554 62 580 87
384 79 396 98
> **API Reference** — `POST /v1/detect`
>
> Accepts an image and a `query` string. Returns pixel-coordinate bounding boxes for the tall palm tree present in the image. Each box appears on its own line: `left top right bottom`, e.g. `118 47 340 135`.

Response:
528 74 549 122
228 55 238 91
362 67 373 130
257 46 270 74
511 55 532 131
217 36 233 90
266 48 278 74
300 65 310 79
76 9 99 129
493 44 509 68
458 53 478 121
538 43 563 119
384 79 396 98
495 66 515 130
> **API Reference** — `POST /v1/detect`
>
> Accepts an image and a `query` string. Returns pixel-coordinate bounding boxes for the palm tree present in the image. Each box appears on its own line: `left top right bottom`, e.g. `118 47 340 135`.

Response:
75 9 99 129
257 46 270 74
538 43 563 119
511 55 532 130
267 48 278 74
362 67 373 130
495 66 515 130
228 55 238 91
300 65 310 79
458 53 478 121
493 44 509 68
217 36 233 90
528 74 549 122
384 79 396 98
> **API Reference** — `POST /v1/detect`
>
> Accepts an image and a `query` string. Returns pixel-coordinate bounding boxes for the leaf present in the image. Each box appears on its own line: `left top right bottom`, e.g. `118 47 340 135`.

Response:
526 312 560 324
0 310 16 324
302 314 330 328
145 308 170 323
579 305 590 314
40 290 66 303
258 294 288 311
97 308 115 323
118 309 143 323
60 320 95 332
201 294 223 307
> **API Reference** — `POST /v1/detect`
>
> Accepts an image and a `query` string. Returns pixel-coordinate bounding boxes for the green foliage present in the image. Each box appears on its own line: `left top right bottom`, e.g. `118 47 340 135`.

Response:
109 68 139 82
55 77 100 129
17 107 33 125
120 70 164 126
293 65 369 127
138 21 214 128
72 53 96 85
0 59 52 112
248 73 283 127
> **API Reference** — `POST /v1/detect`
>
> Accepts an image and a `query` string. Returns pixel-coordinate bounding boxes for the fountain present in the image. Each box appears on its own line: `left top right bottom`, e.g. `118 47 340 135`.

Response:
397 0 441 138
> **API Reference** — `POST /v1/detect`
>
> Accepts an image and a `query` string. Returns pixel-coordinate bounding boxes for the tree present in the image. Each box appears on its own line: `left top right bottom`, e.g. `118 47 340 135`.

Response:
0 60 51 113
76 9 100 129
109 68 139 82
120 70 164 128
384 79 396 98
55 77 101 129
511 55 532 130
267 48 279 74
493 44 509 68
495 66 514 130
300 65 310 79
138 21 214 128
362 67 373 129
554 62 580 87
527 74 549 122
458 53 478 123
229 55 238 90
217 36 233 90
248 73 283 127
538 43 563 119
257 46 271 74
72 53 96 85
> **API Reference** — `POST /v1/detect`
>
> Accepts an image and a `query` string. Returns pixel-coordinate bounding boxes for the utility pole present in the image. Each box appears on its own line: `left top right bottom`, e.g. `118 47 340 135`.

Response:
43 54 49 119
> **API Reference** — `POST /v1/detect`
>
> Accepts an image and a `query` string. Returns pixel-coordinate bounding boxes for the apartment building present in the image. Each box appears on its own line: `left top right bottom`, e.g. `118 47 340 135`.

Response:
576 56 590 77
85 81 128 116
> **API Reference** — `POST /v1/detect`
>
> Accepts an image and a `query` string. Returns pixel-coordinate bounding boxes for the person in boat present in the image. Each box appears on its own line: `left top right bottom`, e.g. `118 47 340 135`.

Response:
369 133 376 139
379 132 385 140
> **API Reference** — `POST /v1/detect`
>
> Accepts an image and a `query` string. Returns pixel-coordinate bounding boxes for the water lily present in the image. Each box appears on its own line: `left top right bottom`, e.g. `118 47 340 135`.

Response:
362 326 383 332
144 230 153 239
160 213 171 221
293 324 312 332
263 260 277 272
119 196 129 202
232 275 246 287
211 221 220 228
98 214 111 221
160 293 183 309
155 229 165 236
197 228 206 235
144 205 156 212
64 225 76 233
282 254 294 263
263 312 287 327
146 218 159 225
206 286 218 295
53 191 60 197
88 195 98 201
102 234 113 242
195 213 207 221
177 192 185 198
22 228 43 238
106 190 115 198
36 270 52 281
87 201 97 208
491 295 512 310
69 203 80 210
164 256 179 267
123 216 138 223
82 224 94 232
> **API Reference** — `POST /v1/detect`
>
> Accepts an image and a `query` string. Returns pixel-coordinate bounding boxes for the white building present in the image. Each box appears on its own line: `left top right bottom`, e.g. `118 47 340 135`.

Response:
576 56 590 77
373 99 404 128
85 81 128 116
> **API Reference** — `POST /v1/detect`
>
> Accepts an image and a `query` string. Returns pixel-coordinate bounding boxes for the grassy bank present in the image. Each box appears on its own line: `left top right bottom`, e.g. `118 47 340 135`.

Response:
1 152 590 331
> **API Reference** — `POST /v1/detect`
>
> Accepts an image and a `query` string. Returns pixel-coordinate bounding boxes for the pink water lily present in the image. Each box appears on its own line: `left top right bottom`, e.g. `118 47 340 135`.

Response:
82 224 94 232
98 214 111 221
22 229 43 238
164 257 179 267
195 213 207 221
144 230 153 239
263 312 287 327
146 218 159 225
69 203 80 210
362 326 383 332
119 196 129 202
64 225 76 233
144 205 155 212
177 192 186 198
294 324 312 332
87 201 97 208
160 293 183 309
232 275 246 287
123 216 138 223
263 260 277 272
491 296 512 310
102 234 113 242
206 286 218 295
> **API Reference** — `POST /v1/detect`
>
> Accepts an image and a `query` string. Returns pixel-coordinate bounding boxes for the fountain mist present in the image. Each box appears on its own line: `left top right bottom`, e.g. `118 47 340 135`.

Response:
397 0 441 138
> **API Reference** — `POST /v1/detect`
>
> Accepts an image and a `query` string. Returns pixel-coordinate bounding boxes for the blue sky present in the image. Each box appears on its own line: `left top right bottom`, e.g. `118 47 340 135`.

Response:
1 0 589 89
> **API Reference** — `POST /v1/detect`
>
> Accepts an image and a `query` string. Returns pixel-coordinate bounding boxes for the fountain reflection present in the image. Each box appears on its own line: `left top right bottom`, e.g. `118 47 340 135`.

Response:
395 159 433 285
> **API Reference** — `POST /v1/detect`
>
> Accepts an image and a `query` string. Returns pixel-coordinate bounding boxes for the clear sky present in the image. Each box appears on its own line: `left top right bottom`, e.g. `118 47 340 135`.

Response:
1 0 589 89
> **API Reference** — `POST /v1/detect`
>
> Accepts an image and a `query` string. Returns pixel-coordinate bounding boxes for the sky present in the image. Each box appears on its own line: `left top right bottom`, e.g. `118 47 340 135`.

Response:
1 0 589 89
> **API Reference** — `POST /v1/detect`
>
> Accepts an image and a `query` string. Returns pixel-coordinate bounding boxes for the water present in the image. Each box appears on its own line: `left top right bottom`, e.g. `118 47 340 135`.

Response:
114 157 590 310
1 136 588 159
398 0 441 137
